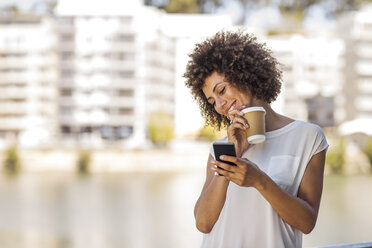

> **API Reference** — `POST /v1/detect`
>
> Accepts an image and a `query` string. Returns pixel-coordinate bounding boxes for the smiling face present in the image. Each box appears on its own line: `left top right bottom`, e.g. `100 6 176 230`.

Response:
202 72 257 117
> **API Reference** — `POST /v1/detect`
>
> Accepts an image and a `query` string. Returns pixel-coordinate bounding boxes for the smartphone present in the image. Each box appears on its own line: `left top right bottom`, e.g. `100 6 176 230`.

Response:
213 142 237 176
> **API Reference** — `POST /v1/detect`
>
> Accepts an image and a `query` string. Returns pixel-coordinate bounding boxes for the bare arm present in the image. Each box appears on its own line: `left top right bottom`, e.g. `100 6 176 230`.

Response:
193 106 250 233
194 154 229 233
212 149 326 234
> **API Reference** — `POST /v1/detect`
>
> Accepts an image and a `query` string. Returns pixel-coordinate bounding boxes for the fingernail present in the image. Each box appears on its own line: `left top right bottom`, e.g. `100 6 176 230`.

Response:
245 124 249 128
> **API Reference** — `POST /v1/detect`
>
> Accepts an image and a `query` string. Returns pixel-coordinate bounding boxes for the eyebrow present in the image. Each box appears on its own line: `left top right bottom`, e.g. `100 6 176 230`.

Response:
207 82 223 102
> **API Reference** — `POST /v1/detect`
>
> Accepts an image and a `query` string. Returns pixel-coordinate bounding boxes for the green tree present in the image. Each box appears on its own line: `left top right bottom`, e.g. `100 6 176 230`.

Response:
148 110 174 146
198 124 226 141
4 146 20 175
165 0 199 13
364 136 372 170
146 0 372 24
326 138 345 174
76 150 91 175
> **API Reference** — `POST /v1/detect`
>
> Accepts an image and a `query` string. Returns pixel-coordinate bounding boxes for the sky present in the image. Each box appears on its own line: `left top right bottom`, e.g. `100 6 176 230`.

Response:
0 0 56 11
1 0 336 28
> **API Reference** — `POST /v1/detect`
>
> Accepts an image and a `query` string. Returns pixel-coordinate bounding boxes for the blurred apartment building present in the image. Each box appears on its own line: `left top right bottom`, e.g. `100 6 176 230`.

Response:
54 0 232 146
265 35 345 127
0 15 58 147
338 4 372 121
0 0 232 148
1 1 371 148
54 0 177 147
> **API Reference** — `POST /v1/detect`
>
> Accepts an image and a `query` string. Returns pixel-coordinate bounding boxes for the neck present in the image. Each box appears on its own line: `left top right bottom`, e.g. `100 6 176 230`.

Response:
256 101 293 132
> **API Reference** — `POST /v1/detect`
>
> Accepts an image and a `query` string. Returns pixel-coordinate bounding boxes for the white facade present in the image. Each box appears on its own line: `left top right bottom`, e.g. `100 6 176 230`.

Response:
0 0 234 147
338 4 372 121
265 34 345 126
159 14 233 137
3 1 369 147
54 0 176 146
0 16 58 147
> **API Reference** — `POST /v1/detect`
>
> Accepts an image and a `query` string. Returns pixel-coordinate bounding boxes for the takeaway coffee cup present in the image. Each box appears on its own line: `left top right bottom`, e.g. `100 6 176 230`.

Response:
241 106 266 144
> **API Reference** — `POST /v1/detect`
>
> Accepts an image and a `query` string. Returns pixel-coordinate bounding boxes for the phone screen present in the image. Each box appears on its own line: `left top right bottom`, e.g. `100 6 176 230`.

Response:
213 142 237 176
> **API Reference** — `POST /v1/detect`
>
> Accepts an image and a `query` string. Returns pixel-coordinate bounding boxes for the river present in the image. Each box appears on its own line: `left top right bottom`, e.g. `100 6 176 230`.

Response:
0 172 371 248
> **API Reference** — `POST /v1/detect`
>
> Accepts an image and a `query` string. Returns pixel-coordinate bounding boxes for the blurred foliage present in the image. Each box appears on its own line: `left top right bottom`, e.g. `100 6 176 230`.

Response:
363 136 372 169
198 124 226 141
76 150 91 175
4 146 20 175
145 0 222 13
148 110 174 146
165 0 199 13
326 138 345 174
145 0 372 24
281 9 305 23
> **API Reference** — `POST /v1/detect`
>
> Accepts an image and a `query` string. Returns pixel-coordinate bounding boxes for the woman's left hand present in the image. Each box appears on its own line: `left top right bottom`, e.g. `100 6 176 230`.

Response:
211 155 263 188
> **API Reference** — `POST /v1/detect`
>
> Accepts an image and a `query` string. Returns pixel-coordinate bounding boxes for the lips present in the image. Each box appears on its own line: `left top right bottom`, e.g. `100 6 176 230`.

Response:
225 100 237 115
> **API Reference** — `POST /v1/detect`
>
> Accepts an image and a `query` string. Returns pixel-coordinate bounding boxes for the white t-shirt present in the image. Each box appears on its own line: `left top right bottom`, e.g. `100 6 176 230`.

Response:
202 120 329 248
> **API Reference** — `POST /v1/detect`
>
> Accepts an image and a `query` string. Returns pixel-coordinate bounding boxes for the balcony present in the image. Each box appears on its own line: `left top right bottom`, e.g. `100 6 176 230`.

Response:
356 31 372 41
109 97 135 107
0 117 25 130
58 42 75 52
107 115 135 126
109 43 136 52
0 88 28 99
56 24 74 34
0 103 28 114
356 45 372 58
355 62 372 76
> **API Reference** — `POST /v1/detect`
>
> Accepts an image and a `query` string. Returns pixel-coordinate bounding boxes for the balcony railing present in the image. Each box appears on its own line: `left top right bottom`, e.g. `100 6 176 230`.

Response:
317 241 372 248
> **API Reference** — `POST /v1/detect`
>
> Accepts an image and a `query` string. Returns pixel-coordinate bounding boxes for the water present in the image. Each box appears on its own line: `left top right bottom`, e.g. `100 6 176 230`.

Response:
0 172 371 248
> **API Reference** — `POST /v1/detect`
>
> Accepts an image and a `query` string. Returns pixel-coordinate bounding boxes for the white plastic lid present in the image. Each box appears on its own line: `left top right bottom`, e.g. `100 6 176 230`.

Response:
241 106 266 114
248 134 266 144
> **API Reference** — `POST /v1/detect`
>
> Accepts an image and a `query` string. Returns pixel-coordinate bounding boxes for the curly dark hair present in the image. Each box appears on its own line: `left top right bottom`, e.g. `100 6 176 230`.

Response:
183 30 282 130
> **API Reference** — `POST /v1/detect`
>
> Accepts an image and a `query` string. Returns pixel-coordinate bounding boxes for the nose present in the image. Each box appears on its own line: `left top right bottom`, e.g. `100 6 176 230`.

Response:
214 96 226 114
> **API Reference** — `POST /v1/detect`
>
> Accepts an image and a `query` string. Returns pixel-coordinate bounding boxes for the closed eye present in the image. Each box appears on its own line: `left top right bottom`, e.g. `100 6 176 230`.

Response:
219 87 225 95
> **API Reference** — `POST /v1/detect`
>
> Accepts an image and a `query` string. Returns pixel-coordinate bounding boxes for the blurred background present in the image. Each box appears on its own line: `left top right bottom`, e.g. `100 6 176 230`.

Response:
0 0 372 247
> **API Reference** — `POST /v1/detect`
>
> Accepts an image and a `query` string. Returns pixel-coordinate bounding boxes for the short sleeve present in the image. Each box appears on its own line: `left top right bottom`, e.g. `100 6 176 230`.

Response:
210 145 215 159
311 125 329 156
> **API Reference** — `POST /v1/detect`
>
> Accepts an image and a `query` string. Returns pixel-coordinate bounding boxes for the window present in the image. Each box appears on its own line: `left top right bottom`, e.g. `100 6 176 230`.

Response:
60 107 72 115
119 108 133 115
61 125 71 134
118 89 134 97
119 70 134 78
60 35 74 42
60 88 72 97
61 52 74 60
120 16 133 25
117 35 134 42
113 52 134 61
117 126 133 139
61 70 73 79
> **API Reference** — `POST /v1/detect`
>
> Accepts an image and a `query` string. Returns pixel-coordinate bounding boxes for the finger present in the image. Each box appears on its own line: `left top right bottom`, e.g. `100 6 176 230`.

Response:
228 109 243 120
227 122 247 132
219 155 245 167
231 115 249 128
212 165 234 180
214 159 238 173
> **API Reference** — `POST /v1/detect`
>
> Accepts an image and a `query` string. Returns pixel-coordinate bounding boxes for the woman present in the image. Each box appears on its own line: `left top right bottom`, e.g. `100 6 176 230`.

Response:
184 30 328 248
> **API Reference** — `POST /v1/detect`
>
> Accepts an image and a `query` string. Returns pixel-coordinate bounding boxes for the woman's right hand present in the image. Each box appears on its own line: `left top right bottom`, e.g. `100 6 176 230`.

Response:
227 108 249 157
